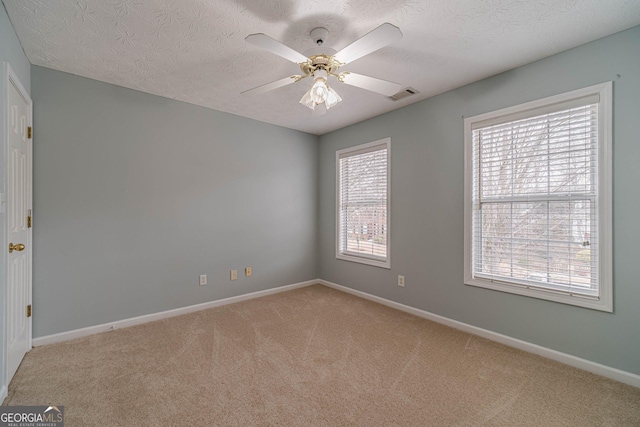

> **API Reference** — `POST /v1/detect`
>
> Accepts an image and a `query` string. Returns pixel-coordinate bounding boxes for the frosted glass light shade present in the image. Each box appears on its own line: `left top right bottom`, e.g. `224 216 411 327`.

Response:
325 86 342 109
310 79 329 104
299 69 342 111
299 88 316 109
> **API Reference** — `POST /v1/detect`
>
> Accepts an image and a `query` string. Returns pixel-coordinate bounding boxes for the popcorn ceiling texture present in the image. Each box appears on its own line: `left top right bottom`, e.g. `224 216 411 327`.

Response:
4 285 640 425
3 0 640 134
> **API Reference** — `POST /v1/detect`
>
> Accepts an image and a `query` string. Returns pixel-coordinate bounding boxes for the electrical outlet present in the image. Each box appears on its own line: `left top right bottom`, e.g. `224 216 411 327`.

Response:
245 267 252 277
230 270 238 281
199 274 207 286
398 275 405 287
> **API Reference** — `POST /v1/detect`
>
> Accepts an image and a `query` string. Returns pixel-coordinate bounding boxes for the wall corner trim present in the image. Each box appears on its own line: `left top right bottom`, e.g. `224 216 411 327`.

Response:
0 385 7 402
32 280 319 347
318 279 640 389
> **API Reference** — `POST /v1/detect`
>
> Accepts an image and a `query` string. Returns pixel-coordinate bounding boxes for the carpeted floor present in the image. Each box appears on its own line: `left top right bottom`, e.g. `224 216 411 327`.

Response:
3 285 640 426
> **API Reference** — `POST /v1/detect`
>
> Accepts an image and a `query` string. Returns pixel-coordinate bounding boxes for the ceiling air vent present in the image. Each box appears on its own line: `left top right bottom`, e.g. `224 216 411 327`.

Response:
388 87 419 101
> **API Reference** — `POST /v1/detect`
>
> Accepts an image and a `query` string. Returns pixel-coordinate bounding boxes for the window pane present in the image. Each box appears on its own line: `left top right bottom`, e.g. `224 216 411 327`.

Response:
472 103 598 296
344 204 387 257
337 141 389 265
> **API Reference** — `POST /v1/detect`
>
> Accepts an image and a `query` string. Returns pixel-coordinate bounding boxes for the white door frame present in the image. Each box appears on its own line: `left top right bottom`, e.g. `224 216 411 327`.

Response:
2 61 33 396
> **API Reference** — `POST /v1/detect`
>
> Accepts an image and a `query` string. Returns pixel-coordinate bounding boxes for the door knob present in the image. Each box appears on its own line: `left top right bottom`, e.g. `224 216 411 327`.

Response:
9 243 25 253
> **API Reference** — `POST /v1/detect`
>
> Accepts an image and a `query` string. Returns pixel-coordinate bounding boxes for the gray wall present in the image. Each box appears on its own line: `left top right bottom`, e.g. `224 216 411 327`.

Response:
318 25 640 375
1 6 30 392
31 66 318 337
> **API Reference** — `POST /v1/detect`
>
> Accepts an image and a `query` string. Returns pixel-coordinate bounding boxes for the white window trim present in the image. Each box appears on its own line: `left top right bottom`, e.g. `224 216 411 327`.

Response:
463 82 613 312
336 138 391 269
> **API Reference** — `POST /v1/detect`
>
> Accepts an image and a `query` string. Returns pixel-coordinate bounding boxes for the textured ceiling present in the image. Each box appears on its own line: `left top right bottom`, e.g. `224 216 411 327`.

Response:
4 0 640 135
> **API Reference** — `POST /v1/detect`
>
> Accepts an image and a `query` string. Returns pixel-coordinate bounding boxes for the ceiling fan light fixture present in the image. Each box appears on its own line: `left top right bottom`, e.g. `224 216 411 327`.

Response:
299 69 341 111
245 23 403 116
310 69 329 104
310 79 329 104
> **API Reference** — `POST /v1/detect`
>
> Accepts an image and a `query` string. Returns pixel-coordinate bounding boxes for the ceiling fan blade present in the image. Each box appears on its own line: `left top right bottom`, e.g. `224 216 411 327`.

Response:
241 75 302 96
339 72 401 96
245 33 309 64
334 23 402 64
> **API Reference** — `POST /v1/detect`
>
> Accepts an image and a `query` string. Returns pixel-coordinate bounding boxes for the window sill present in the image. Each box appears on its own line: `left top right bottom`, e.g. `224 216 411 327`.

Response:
464 277 612 312
337 253 390 269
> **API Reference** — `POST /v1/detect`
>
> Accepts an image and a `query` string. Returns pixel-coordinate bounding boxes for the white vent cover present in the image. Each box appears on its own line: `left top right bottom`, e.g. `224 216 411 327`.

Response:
388 87 419 101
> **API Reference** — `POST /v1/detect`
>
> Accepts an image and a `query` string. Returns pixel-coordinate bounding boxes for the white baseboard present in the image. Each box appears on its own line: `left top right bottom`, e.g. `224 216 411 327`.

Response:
319 279 640 389
33 280 318 347
31 278 640 388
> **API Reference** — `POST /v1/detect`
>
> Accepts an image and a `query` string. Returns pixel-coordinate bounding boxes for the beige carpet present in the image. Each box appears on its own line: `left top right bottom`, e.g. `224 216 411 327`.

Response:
3 285 640 426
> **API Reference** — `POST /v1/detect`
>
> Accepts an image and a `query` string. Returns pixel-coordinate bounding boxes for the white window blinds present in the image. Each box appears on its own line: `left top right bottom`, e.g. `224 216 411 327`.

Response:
472 99 599 297
337 139 390 268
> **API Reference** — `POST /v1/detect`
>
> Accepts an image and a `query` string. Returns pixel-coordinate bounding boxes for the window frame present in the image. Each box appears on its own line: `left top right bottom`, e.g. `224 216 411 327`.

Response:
336 138 391 269
463 82 612 312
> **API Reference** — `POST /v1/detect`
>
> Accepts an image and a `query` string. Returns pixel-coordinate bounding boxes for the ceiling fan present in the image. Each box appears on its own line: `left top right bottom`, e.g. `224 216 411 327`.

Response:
242 23 403 114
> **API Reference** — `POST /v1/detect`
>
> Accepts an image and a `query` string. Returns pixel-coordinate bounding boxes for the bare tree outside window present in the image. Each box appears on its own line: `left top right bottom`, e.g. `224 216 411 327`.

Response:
472 104 598 293
337 139 390 268
465 83 612 311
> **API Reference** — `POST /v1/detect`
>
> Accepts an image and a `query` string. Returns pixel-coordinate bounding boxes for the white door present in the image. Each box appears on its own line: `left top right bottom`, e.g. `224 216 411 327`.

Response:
6 66 32 382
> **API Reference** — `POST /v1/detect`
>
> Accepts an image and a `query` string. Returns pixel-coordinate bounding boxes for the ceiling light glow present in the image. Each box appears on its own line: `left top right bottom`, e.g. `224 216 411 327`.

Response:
299 69 342 111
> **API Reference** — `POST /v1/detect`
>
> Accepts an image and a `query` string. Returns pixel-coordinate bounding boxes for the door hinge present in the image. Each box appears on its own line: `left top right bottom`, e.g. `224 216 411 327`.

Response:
27 126 32 139
27 304 32 318
28 209 32 228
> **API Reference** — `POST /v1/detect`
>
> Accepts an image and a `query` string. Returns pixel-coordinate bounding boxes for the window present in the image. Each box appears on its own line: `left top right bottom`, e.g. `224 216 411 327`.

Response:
464 83 612 311
337 138 390 268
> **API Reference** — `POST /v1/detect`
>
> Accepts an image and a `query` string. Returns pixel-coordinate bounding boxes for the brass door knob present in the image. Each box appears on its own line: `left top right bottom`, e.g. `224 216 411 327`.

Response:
9 243 25 253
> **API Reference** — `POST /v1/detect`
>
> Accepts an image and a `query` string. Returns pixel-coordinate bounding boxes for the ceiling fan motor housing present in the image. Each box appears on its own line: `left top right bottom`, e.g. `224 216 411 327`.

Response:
300 54 342 77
